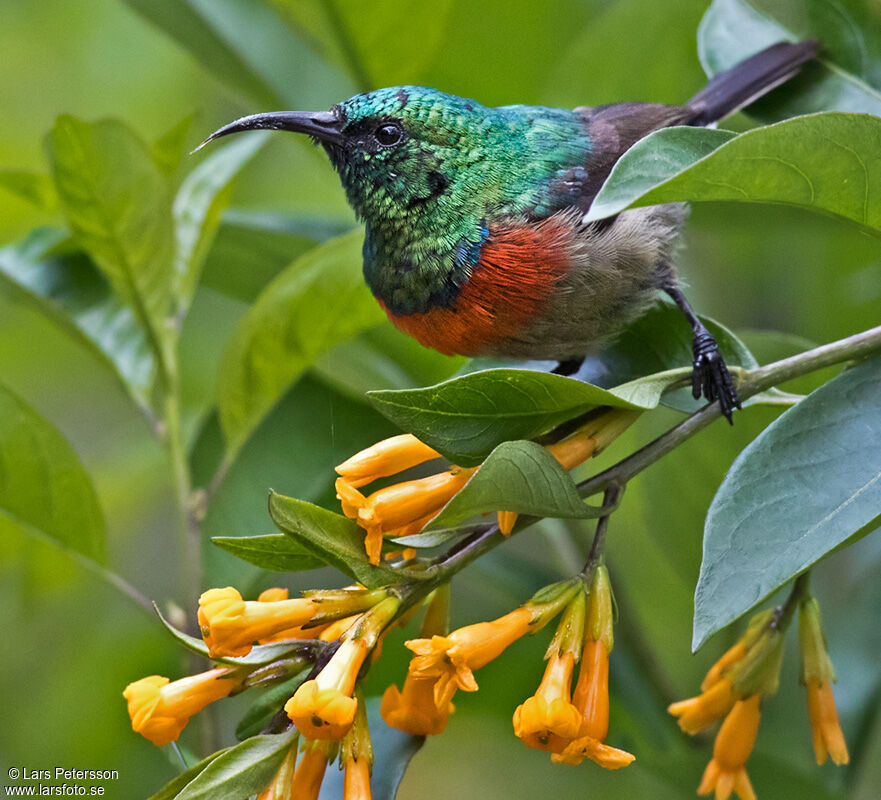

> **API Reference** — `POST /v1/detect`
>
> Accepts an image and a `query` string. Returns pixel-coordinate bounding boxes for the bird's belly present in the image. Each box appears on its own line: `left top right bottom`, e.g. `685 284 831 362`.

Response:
381 205 686 361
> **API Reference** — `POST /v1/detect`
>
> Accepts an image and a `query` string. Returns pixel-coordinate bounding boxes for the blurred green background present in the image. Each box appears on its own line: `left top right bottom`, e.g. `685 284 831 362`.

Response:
1 1 879 798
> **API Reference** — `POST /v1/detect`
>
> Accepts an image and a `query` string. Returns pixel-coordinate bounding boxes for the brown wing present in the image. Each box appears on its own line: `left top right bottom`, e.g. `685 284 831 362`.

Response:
572 102 695 210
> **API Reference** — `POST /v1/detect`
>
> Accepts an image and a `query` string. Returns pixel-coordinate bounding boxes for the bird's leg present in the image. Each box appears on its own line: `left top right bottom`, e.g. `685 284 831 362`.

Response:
553 358 584 376
663 285 741 423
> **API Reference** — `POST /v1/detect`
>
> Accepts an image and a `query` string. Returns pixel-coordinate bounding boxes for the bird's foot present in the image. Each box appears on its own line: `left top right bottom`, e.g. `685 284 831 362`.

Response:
691 327 741 424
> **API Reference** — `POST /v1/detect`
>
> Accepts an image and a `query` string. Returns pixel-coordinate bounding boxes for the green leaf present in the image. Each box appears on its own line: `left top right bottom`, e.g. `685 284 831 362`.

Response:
121 0 350 108
268 492 408 588
172 133 266 315
0 228 156 412
694 356 881 649
369 369 654 467
0 168 58 212
218 229 386 458
201 209 349 303
0 382 105 562
699 0 881 119
273 0 455 89
45 115 175 364
153 602 306 666
427 441 601 531
586 114 881 236
152 114 196 176
147 749 230 800
235 672 307 740
211 533 326 572
175 729 297 800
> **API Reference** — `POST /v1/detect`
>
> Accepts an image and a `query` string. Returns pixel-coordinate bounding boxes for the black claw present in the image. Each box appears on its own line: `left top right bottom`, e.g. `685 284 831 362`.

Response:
691 328 741 424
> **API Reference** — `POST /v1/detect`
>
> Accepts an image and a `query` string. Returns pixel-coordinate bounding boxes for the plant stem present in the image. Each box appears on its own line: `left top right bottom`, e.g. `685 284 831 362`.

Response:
577 324 881 499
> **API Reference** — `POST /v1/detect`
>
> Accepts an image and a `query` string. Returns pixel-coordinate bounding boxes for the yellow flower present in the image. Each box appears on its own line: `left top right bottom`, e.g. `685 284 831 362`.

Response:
257 745 297 800
406 606 535 708
513 651 582 750
668 677 739 735
552 640 635 768
805 679 849 766
285 638 368 740
698 695 761 800
257 588 328 642
381 671 455 736
291 740 332 800
344 756 372 799
702 642 748 692
337 468 474 565
335 433 441 488
798 594 848 766
198 587 317 658
123 668 239 747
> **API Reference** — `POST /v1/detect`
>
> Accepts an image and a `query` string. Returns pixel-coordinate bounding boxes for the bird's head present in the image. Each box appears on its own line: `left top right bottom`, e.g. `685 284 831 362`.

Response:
199 86 587 235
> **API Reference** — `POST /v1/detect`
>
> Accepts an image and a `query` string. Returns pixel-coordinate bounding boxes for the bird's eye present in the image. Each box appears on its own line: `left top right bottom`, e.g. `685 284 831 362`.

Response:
374 123 403 147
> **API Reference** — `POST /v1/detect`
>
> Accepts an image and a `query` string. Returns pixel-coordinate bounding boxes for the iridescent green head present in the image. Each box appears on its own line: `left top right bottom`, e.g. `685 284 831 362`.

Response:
201 86 590 312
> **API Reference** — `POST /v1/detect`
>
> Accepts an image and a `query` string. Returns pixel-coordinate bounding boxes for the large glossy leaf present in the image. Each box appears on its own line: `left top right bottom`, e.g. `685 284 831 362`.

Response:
586 114 881 236
268 491 407 588
45 115 175 363
0 382 105 562
210 533 326 572
694 356 881 649
272 0 455 90
152 114 196 176
218 229 386 458
699 0 881 119
0 168 58 212
122 0 350 107
426 441 601 531
175 729 297 800
172 134 266 316
369 368 664 467
0 228 155 411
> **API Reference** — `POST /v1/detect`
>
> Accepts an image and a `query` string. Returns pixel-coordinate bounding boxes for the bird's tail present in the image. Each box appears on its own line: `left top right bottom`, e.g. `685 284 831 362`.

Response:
687 40 819 125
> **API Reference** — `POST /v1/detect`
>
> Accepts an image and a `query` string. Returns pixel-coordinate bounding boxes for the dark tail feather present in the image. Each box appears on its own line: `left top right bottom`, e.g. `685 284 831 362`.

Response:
687 40 820 125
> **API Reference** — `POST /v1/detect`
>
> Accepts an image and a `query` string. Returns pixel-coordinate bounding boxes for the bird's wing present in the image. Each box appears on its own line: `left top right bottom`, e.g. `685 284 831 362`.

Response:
572 102 694 210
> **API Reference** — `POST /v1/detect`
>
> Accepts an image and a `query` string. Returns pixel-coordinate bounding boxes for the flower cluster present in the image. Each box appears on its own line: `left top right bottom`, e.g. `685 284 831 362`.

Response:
335 409 638 563
668 591 848 800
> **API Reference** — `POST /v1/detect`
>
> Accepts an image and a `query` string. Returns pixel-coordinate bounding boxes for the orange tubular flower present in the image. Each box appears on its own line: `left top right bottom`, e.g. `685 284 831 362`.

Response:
198 587 317 658
345 756 372 799
799 596 848 765
668 677 740 735
338 468 475 564
513 651 582 750
291 740 332 800
123 668 239 747
553 640 635 768
335 434 441 488
257 745 297 800
698 695 761 800
805 680 849 766
406 606 536 708
407 581 577 709
257 588 329 642
382 671 455 736
286 638 368 739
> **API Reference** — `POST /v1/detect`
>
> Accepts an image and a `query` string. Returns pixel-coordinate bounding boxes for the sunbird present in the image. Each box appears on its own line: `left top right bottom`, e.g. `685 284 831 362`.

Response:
201 41 818 421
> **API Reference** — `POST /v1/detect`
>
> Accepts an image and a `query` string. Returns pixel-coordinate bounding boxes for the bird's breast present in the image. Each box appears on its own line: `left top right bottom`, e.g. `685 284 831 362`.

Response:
379 217 574 357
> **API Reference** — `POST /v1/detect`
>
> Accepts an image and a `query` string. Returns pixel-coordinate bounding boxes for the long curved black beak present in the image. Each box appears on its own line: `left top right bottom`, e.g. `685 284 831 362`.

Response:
193 110 343 152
